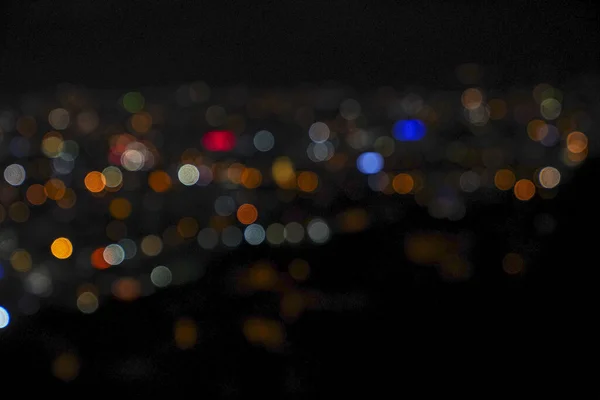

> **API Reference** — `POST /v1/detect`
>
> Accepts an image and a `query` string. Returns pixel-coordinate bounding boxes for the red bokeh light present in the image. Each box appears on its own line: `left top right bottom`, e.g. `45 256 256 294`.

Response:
202 130 236 152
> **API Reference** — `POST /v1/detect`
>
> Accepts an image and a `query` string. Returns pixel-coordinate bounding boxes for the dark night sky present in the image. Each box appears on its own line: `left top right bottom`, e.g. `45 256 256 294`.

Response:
0 0 598 90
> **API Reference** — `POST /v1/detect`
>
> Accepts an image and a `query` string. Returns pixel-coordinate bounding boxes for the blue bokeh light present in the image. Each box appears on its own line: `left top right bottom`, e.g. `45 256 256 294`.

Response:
357 152 384 174
392 119 426 141
0 306 9 329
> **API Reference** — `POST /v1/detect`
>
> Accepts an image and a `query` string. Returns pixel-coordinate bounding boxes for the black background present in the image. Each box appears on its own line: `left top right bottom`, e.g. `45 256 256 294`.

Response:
0 0 598 395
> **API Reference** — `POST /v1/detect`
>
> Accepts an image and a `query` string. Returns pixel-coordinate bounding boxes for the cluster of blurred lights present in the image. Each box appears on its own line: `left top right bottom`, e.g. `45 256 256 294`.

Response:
0 71 595 325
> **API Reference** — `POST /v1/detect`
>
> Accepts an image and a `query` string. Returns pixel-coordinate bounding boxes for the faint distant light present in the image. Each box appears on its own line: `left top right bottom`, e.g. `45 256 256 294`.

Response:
130 112 152 133
456 63 483 85
222 226 243 248
461 88 483 110
59 140 79 162
102 166 123 188
340 99 361 120
109 198 132 220
374 136 395 157
346 129 372 150
503 253 524 275
174 318 198 350
215 196 236 216
466 105 490 126
241 167 262 189
494 169 516 191
367 171 390 192
307 141 334 162
52 157 75 175
566 131 588 154
540 98 561 120
4 163 26 186
459 170 480 192
253 130 275 152
122 92 145 113
266 223 285 245
357 152 384 175
393 119 426 141
148 170 172 193
41 133 64 158
0 306 10 329
10 249 32 272
16 116 37 137
197 228 219 249
244 224 266 245
307 219 330 244
514 179 536 201
178 164 200 186
118 238 137 259
76 110 99 134
77 292 98 314
48 108 70 130
308 122 330 143
150 265 172 288
197 165 213 186
488 99 507 120
540 124 559 147
205 105 227 127
140 235 163 257
284 222 304 244
103 244 125 266
401 93 424 115
288 259 310 282
25 270 52 297
297 171 319 192
534 213 556 235
202 130 236 152
392 173 414 194
51 237 73 260
190 81 211 102
112 277 141 302
538 166 561 189
527 119 548 142
121 149 145 171
10 136 31 157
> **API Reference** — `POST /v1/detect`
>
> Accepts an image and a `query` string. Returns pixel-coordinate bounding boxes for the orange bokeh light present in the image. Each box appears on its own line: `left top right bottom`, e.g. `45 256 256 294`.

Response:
237 203 258 225
84 171 106 193
514 179 536 201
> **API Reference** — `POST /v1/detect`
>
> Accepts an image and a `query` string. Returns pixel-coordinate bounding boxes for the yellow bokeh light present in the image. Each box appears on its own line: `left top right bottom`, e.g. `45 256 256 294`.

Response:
272 157 296 189
51 237 73 259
